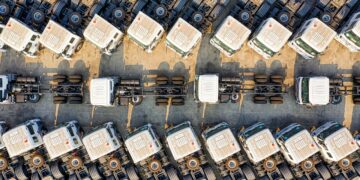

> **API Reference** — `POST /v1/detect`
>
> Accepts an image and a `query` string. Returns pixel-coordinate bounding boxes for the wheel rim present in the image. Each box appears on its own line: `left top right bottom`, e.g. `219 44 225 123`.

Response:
339 158 352 170
32 155 44 167
70 157 82 169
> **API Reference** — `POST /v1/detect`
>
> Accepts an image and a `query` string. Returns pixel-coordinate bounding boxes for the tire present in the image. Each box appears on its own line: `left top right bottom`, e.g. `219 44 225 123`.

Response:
31 173 40 180
278 163 293 180
156 76 169 85
89 164 102 180
254 100 267 104
333 174 346 180
89 3 102 17
50 162 64 179
254 95 266 101
125 166 139 180
203 165 216 180
254 75 267 83
0 157 8 171
172 76 184 85
68 96 82 101
353 97 360 104
130 96 143 106
156 98 168 105
165 167 179 180
28 94 40 103
53 78 66 83
15 165 28 180
316 163 331 180
75 41 84 52
68 174 78 180
53 100 66 104
270 100 283 104
69 100 82 104
68 75 82 80
270 96 283 101
183 174 192 180
353 161 360 175
171 97 184 105
32 10 45 24
52 1 66 17
330 95 342 105
53 74 66 79
241 164 255 180
271 75 284 84
120 80 140 85
53 96 66 101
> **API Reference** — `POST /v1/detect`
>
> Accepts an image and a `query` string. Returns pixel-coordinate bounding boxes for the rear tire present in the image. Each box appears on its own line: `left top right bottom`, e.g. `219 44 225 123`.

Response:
171 98 184 105
165 166 179 180
203 165 216 180
15 165 28 180
156 98 168 106
28 94 41 103
254 74 267 83
241 164 255 180
172 76 184 85
278 163 293 180
125 166 139 180
130 96 143 106
89 164 102 180
50 162 64 179
270 75 283 84
156 76 169 85
53 100 66 104
53 96 66 101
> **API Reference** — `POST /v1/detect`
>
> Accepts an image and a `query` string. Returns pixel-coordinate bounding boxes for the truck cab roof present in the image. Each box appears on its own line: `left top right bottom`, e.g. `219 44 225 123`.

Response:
84 14 124 49
0 17 39 52
125 124 161 163
43 122 82 160
312 122 358 162
127 11 164 48
39 20 81 54
211 16 251 55
3 119 43 158
82 126 121 161
241 123 280 163
166 121 201 161
297 18 336 53
308 77 329 105
90 78 114 106
203 123 240 163
166 18 202 55
197 74 219 103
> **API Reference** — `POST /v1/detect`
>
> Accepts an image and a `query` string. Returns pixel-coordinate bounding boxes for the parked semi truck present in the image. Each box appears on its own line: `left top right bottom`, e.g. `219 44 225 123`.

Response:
312 121 360 179
82 122 140 179
202 122 256 180
0 0 54 57
165 121 216 180
275 123 332 179
0 0 17 51
125 124 179 179
90 75 186 106
238 122 294 179
0 121 17 180
336 11 360 52
194 73 286 104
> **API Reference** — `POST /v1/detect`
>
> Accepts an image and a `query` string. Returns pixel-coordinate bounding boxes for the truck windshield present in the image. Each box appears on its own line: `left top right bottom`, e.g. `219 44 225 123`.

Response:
211 36 236 55
295 38 319 56
301 78 309 103
0 78 2 87
317 123 342 141
127 125 150 139
242 123 266 139
279 125 304 142
345 30 360 47
128 34 149 50
166 122 190 137
203 123 229 139
166 40 186 56
252 38 275 56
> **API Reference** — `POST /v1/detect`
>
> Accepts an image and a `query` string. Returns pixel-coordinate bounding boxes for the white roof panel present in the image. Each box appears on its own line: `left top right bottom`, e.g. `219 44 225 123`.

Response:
213 16 251 50
197 75 219 103
323 128 359 162
256 18 292 52
43 126 82 160
83 128 120 161
309 77 329 105
125 130 161 163
3 125 43 157
84 14 124 49
166 18 202 53
0 18 38 51
90 78 112 106
244 129 280 163
206 128 240 162
39 20 81 54
284 130 319 164
301 18 336 52
166 127 201 160
127 11 164 46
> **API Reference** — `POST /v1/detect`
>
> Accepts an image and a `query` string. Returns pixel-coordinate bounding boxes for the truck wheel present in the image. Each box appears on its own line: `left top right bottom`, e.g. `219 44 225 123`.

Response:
353 97 360 104
50 162 64 179
69 96 82 101
125 166 139 180
53 100 66 104
69 100 82 104
353 161 360 175
241 164 255 180
156 76 169 85
231 93 240 103
354 76 360 84
53 96 66 101
0 3 10 16
156 98 168 106
120 80 140 85
270 75 284 84
254 75 267 83
263 158 276 172
334 175 346 180
254 95 266 101
278 163 293 180
28 94 40 103
338 158 352 170
31 173 40 180
172 76 184 85
52 1 66 17
171 98 184 106
130 96 143 106
165 166 179 180
89 164 102 180
15 165 28 180
53 74 66 79
203 165 216 180
0 157 8 171
68 174 78 180
254 100 267 104
68 75 82 83
316 163 331 180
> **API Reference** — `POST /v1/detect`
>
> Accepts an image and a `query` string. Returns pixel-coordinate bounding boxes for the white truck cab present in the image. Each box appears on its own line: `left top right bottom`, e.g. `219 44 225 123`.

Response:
125 124 162 164
275 123 319 166
82 122 121 161
248 17 292 59
289 18 336 59
312 122 359 163
2 119 43 158
336 12 360 52
295 76 330 106
0 17 40 57
43 121 82 160
0 121 7 150
127 11 164 52
194 74 219 104
39 20 82 60
210 16 251 57
83 14 124 55
166 18 202 58
166 121 201 161
202 122 241 163
238 122 280 164
90 78 116 107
